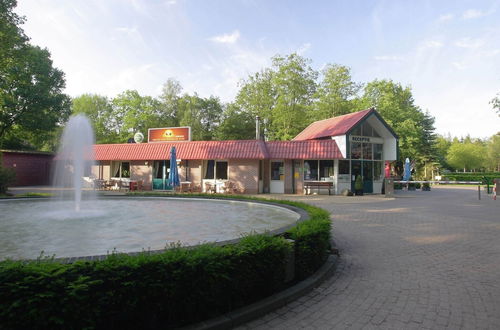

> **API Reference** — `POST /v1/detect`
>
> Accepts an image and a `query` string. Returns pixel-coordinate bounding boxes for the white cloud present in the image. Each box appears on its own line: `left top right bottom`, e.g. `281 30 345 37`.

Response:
209 30 241 44
452 61 467 70
374 55 404 61
420 40 443 49
462 9 486 19
438 13 454 22
455 37 485 49
296 43 311 55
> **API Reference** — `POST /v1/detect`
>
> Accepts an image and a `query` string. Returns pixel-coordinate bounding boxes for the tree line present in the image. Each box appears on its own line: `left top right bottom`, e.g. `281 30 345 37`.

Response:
1 0 499 177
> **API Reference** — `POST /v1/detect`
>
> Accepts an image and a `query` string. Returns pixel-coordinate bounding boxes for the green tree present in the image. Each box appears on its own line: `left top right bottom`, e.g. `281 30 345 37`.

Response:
446 141 486 172
177 93 223 140
214 103 255 140
236 53 317 140
486 133 500 171
111 90 164 142
490 92 500 116
0 0 70 149
312 64 362 120
361 80 435 166
71 94 117 143
158 78 183 127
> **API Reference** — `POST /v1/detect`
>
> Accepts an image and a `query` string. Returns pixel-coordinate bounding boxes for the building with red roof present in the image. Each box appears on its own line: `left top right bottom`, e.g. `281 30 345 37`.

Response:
89 108 397 194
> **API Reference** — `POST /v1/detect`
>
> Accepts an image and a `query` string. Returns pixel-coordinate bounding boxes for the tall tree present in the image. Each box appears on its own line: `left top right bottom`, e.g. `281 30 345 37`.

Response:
486 133 500 171
71 94 117 144
0 0 70 149
491 92 500 116
111 90 163 142
214 103 255 140
446 140 486 172
235 53 317 140
158 78 183 126
177 93 223 140
361 79 435 165
313 64 362 120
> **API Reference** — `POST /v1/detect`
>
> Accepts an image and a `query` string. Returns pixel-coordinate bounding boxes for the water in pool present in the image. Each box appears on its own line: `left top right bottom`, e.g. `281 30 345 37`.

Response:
0 198 299 260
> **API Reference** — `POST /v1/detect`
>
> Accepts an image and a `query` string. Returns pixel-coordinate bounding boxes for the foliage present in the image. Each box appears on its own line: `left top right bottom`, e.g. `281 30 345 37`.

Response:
312 64 362 120
491 92 500 116
71 94 117 143
0 0 71 149
0 196 332 329
486 134 500 172
214 103 255 140
354 175 363 191
442 172 500 184
446 140 486 172
236 53 317 140
360 79 435 167
0 162 15 194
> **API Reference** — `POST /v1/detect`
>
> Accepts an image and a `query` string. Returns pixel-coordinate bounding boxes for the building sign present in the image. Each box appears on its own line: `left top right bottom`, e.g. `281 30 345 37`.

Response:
148 127 191 142
350 136 371 143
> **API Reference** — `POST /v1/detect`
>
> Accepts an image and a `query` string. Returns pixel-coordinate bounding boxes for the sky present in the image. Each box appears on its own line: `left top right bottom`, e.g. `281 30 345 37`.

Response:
15 0 500 138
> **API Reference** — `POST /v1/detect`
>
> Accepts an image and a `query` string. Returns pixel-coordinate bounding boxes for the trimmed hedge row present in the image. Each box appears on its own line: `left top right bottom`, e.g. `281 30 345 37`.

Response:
0 196 331 329
443 172 500 183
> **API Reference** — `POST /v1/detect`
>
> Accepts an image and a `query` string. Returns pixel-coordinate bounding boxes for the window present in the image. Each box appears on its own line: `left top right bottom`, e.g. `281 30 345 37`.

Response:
351 142 362 159
319 160 334 179
204 160 228 180
271 162 283 180
304 160 318 180
339 160 350 174
204 160 215 179
153 160 170 179
362 143 373 160
112 161 130 178
374 161 382 181
373 144 383 160
215 161 228 179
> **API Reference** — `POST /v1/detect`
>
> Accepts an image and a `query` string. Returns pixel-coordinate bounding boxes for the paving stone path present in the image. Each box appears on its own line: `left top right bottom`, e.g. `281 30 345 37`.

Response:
239 186 500 329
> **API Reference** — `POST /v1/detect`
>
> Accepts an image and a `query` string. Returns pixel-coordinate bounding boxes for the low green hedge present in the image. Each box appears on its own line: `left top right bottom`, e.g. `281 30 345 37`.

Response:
443 172 500 184
0 196 332 329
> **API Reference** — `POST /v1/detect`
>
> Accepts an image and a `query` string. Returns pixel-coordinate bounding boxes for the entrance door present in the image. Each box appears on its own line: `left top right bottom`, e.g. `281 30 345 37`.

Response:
362 161 373 193
351 160 362 192
152 160 170 190
270 161 284 193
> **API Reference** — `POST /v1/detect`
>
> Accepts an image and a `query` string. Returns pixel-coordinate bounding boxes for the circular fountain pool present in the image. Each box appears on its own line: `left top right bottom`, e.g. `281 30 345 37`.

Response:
0 198 300 260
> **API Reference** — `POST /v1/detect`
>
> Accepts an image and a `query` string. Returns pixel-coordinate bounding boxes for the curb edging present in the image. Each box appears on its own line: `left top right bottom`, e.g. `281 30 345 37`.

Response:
183 254 339 330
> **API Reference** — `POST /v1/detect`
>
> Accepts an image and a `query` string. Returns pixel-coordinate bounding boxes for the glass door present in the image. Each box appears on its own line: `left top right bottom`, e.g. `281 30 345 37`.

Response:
152 160 170 190
351 160 362 192
270 161 284 193
362 161 373 193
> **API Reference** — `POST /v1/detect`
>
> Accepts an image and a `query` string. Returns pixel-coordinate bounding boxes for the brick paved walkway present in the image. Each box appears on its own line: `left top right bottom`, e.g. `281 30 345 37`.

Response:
239 186 500 329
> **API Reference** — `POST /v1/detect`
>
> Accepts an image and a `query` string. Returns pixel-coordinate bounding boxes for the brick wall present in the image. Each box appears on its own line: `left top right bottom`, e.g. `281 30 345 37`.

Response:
131 161 152 190
229 159 259 194
1 151 54 186
188 160 202 191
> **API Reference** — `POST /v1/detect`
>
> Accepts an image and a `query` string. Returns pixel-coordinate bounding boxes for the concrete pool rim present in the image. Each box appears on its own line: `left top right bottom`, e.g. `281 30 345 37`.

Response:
0 195 310 263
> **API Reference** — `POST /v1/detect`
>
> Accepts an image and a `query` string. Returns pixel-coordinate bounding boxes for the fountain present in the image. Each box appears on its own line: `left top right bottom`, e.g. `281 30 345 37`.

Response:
51 114 96 212
0 115 301 260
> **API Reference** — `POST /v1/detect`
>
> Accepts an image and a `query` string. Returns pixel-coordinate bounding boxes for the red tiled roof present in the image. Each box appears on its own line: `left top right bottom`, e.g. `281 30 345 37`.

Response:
93 139 343 161
94 140 269 161
293 108 373 141
266 140 343 159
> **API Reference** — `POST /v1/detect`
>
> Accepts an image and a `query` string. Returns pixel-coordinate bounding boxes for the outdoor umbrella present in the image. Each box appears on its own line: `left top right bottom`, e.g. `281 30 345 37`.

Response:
168 146 180 189
403 158 411 181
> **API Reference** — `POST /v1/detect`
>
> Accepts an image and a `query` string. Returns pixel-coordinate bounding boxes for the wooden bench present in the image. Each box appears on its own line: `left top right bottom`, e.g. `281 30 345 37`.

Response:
304 181 333 195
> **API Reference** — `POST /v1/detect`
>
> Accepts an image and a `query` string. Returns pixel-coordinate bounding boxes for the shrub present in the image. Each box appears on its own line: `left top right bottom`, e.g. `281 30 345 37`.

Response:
0 165 16 194
0 197 332 329
443 172 500 184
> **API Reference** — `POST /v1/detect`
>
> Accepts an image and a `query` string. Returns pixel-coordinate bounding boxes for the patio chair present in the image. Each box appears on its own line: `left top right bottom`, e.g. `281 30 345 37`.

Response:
205 182 216 194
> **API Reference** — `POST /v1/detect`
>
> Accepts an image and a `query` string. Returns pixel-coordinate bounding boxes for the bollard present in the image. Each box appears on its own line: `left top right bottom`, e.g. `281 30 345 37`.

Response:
478 185 481 200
